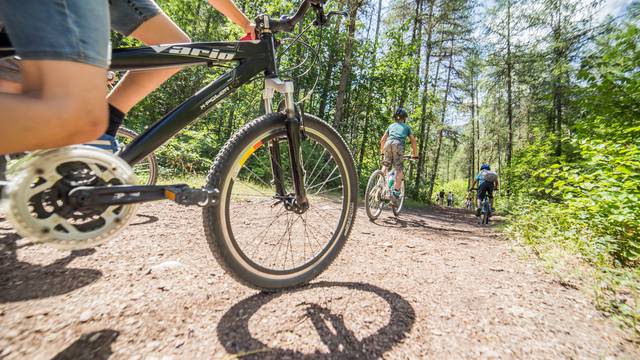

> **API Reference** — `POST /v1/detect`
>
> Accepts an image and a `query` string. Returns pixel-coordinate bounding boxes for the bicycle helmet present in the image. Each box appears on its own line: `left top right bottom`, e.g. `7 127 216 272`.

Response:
481 163 491 170
394 107 408 121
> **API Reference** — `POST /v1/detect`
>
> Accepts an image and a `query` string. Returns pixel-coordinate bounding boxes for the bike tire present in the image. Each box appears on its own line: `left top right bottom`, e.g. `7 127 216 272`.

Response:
482 201 490 225
202 113 358 291
365 170 385 220
392 180 405 217
116 127 159 186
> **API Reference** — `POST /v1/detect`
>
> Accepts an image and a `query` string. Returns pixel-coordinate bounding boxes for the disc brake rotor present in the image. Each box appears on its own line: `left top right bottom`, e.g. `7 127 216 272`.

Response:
2 146 137 250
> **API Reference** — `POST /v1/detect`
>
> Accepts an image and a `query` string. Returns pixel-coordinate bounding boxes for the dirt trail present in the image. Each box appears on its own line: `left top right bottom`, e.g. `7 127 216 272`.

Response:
1 203 638 359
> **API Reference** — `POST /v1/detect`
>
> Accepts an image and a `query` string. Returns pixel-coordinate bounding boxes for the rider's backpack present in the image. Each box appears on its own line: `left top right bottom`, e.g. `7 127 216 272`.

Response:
481 170 498 183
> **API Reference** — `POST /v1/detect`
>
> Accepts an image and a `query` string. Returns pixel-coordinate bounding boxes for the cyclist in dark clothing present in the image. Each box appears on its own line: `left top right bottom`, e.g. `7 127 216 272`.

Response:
470 164 499 217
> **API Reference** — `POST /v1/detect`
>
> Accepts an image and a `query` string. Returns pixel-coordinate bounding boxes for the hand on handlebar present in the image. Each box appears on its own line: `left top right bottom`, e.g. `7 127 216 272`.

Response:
240 31 255 41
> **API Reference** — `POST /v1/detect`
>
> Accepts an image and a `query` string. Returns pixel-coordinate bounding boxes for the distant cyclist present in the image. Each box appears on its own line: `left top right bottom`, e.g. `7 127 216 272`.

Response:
379 107 418 206
470 164 499 217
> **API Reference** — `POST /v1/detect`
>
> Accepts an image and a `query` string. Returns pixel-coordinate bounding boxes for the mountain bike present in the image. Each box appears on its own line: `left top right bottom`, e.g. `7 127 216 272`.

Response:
0 0 356 291
470 188 496 225
365 155 415 220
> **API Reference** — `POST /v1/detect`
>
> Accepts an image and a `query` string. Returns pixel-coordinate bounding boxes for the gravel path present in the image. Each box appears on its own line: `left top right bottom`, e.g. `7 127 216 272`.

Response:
1 203 638 359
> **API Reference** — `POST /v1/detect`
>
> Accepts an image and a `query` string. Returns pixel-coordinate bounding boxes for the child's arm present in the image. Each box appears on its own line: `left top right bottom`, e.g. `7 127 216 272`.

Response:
408 135 418 158
208 0 254 35
379 132 388 155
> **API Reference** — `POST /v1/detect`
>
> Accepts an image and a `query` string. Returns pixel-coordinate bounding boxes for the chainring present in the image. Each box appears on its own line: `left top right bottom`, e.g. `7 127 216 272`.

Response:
2 146 138 250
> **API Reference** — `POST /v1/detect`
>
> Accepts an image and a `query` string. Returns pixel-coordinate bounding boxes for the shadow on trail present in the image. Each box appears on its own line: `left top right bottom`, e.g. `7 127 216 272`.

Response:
51 329 119 360
374 216 473 234
129 213 159 226
0 231 102 303
217 281 416 359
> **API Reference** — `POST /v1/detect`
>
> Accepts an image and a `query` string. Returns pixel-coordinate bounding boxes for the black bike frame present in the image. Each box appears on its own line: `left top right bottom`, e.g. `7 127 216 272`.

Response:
112 37 277 165
0 14 311 208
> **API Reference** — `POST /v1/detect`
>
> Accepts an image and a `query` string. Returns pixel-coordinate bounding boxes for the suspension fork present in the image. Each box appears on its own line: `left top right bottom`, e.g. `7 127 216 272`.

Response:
263 78 308 211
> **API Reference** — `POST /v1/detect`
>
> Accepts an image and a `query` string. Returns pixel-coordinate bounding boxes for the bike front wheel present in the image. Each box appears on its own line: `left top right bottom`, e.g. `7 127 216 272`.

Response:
202 113 358 290
365 170 385 220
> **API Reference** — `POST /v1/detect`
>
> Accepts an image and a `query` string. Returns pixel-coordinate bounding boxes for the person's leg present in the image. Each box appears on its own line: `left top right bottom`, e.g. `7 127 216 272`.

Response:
108 12 191 115
0 58 23 93
0 0 110 154
394 168 403 192
392 142 403 192
382 142 393 177
0 60 108 153
0 79 21 93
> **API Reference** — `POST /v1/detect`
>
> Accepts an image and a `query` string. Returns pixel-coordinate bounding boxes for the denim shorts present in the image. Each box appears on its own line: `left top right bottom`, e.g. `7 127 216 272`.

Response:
0 0 161 80
0 0 110 68
110 0 162 36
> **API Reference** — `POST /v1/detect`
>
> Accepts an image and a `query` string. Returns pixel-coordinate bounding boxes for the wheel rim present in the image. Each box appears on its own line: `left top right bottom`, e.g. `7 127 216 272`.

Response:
366 171 384 219
116 129 157 185
219 126 351 275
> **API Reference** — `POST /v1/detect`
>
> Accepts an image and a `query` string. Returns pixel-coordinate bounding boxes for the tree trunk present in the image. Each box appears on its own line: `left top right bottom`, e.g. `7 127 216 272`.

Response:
426 43 454 202
318 0 345 120
333 0 362 129
399 0 424 108
506 0 513 167
414 0 436 196
356 0 383 175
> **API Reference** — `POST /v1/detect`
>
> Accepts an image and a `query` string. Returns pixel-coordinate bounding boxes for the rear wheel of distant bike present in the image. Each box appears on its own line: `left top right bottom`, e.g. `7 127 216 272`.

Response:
482 200 491 225
365 170 385 220
392 180 405 217
116 127 158 185
203 113 358 291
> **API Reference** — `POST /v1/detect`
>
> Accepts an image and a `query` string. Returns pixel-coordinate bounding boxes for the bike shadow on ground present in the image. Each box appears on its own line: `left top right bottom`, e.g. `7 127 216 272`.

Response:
0 221 102 303
51 329 120 360
372 215 473 234
129 213 160 226
217 281 416 359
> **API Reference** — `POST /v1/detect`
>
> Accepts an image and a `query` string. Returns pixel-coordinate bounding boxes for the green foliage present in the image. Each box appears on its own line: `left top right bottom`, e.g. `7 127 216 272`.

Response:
504 18 640 331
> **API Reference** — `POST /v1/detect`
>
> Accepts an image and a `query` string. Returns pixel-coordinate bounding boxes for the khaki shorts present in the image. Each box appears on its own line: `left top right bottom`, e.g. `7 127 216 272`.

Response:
383 139 405 171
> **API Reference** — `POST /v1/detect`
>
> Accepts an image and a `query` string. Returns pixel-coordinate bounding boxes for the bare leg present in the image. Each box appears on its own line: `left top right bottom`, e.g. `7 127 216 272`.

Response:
108 13 191 113
394 169 403 192
0 79 22 94
0 60 107 154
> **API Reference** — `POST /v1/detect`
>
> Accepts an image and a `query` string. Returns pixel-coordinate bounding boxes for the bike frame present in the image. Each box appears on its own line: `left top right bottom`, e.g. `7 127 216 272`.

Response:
0 15 311 209
111 32 307 207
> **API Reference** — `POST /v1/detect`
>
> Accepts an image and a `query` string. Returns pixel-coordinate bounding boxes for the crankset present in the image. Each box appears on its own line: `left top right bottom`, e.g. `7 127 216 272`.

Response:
2 146 138 250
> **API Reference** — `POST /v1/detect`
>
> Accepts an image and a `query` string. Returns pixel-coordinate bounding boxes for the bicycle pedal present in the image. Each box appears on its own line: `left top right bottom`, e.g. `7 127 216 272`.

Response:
165 186 219 207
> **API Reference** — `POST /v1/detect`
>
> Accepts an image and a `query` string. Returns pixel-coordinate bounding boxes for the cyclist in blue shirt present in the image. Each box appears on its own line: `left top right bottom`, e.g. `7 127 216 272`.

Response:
379 107 418 205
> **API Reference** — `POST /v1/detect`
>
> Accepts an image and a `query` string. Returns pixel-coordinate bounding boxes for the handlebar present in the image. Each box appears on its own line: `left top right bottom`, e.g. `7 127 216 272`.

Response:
256 0 346 34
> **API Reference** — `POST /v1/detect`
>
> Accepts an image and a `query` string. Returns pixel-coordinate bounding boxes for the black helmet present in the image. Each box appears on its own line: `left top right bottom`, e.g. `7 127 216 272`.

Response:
394 107 408 121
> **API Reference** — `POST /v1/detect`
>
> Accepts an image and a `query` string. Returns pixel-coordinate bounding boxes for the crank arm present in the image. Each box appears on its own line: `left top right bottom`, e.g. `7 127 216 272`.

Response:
68 184 219 208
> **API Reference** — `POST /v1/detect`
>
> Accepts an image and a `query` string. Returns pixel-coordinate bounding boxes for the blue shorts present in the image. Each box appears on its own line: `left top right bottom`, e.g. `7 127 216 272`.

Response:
0 0 162 69
110 0 162 36
0 0 110 68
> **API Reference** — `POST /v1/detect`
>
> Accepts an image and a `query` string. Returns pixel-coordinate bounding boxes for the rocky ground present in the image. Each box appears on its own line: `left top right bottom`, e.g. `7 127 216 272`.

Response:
1 203 638 359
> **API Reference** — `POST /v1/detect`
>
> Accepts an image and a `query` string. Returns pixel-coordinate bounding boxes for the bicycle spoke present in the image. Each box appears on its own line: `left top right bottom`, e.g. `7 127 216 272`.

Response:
226 131 346 273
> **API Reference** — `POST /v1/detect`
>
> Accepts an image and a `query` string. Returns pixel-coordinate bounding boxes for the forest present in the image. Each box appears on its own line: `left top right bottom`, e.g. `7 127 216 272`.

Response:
113 0 639 328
